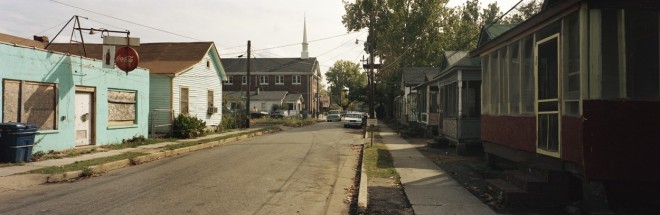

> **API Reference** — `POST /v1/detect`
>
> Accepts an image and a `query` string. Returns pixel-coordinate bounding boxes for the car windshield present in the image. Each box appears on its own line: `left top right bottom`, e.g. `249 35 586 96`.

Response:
346 114 362 118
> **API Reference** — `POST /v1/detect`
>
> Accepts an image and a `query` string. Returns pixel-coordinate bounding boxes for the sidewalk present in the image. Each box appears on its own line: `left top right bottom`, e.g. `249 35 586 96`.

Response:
378 122 496 215
0 127 267 177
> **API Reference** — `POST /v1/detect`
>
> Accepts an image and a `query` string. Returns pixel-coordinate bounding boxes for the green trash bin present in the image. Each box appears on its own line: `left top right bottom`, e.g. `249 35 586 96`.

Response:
0 123 37 163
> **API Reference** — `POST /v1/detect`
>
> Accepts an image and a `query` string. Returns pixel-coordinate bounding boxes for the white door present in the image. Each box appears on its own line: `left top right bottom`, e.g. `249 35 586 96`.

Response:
75 92 93 146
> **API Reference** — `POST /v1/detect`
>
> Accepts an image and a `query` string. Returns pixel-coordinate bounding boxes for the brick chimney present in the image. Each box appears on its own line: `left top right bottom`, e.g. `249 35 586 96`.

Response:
33 35 49 43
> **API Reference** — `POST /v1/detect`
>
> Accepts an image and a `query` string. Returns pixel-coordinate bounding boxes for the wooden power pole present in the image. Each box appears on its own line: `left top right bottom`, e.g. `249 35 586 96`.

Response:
246 40 251 128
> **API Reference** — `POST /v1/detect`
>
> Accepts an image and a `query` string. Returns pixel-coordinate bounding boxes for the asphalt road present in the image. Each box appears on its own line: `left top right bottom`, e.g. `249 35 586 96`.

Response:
0 122 363 214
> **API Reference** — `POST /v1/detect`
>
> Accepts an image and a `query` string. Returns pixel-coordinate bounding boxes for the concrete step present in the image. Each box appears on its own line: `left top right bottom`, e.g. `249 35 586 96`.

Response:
503 170 547 193
485 179 528 207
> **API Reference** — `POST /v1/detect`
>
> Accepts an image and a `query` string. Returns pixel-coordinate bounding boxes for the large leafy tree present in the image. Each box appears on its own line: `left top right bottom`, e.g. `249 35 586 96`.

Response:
325 60 368 110
342 0 541 119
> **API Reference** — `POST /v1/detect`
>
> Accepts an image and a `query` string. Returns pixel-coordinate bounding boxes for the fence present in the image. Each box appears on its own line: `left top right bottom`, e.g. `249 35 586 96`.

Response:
149 109 174 137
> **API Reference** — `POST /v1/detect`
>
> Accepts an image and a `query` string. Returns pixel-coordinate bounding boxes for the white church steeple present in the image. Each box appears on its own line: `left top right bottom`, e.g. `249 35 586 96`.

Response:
301 16 309 59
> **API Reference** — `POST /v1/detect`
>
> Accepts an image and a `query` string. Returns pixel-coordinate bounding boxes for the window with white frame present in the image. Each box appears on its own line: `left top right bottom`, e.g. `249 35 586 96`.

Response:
242 76 247 85
180 87 189 114
482 57 490 114
224 76 233 84
490 52 500 114
563 13 580 116
276 75 284 84
509 42 521 115
590 9 660 100
463 80 481 118
522 36 535 114
293 75 301 84
260 76 269 85
500 48 509 115
442 82 458 118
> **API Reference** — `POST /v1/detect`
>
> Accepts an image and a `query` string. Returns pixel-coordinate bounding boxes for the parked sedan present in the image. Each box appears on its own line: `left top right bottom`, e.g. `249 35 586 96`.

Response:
343 113 364 128
326 110 341 122
270 110 287 118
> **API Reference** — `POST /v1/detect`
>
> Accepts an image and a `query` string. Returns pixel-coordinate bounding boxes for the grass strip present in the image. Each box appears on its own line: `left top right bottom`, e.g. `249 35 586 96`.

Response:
26 152 148 175
363 141 400 179
104 137 177 150
164 126 281 150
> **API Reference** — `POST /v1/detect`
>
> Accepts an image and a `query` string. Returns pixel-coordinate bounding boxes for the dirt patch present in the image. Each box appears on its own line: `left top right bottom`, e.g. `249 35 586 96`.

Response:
366 178 413 215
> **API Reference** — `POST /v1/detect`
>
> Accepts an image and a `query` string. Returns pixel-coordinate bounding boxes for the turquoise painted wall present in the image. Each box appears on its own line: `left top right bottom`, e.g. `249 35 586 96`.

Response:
0 43 149 152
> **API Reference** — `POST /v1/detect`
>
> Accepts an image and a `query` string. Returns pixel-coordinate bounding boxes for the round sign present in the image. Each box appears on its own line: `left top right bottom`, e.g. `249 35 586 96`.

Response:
115 46 139 72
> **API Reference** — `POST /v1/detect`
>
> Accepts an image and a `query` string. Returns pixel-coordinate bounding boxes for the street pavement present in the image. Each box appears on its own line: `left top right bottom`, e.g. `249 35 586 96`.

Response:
378 121 497 215
0 121 360 214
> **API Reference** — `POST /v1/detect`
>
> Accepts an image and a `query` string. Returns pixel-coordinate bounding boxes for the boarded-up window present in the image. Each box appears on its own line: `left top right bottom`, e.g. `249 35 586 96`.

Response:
2 80 57 130
180 87 189 114
108 90 136 126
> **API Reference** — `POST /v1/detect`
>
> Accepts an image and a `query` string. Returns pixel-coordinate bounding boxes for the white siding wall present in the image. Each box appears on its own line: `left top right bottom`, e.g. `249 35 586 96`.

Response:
149 75 172 134
173 53 223 127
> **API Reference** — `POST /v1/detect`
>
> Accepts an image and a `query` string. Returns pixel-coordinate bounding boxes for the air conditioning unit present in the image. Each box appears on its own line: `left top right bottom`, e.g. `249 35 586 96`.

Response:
207 106 218 114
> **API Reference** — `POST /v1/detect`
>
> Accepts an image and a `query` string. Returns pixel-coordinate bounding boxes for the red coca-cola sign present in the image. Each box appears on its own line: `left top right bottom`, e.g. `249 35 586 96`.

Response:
115 46 139 72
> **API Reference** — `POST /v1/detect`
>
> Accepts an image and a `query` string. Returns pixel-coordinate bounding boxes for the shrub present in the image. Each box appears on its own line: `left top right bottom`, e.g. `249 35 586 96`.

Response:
221 110 247 131
173 114 206 138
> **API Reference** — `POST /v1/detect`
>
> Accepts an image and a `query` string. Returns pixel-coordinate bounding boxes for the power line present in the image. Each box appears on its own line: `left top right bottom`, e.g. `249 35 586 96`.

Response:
49 0 205 41
220 31 361 56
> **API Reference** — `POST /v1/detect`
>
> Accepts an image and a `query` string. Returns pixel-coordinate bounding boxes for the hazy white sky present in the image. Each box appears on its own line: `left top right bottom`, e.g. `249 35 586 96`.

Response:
0 0 520 75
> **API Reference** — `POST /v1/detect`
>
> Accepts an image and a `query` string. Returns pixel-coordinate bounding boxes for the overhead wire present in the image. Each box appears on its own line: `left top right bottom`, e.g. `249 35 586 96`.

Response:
220 31 361 56
49 0 206 42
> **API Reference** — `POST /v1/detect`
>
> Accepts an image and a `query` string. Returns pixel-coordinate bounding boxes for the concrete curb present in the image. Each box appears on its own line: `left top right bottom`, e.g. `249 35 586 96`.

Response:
357 150 368 214
45 128 278 183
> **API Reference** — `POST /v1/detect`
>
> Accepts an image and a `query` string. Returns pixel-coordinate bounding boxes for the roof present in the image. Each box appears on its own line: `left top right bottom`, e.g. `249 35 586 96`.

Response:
0 33 46 48
46 42 219 75
221 58 319 75
283 94 303 103
471 0 583 56
224 90 288 101
476 24 517 48
401 67 440 86
442 51 481 71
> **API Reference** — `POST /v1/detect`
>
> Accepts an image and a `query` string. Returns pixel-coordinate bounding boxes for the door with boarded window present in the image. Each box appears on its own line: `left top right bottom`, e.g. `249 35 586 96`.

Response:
75 92 93 146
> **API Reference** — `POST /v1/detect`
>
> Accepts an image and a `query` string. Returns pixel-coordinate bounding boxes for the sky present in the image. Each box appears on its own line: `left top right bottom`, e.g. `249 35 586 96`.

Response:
0 0 520 80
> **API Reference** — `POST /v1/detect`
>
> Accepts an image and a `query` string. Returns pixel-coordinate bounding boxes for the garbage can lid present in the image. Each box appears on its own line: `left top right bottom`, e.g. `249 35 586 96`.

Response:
0 122 30 129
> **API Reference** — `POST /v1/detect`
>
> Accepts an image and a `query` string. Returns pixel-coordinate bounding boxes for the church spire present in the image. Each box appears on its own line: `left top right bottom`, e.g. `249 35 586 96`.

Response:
301 16 309 59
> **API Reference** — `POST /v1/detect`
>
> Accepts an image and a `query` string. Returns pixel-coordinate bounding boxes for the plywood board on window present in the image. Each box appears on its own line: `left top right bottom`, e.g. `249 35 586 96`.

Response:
2 80 20 122
23 82 56 130
108 91 136 104
108 103 135 121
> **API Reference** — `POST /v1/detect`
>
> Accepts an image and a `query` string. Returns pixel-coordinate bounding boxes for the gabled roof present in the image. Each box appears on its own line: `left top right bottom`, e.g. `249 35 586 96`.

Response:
442 51 481 71
46 42 221 75
0 33 46 48
224 90 288 101
283 94 303 103
476 24 517 48
401 67 441 86
471 0 583 56
221 58 319 75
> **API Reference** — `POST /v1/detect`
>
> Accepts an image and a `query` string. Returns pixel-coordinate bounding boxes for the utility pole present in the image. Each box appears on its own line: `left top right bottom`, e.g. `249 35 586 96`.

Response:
368 12 376 120
246 40 251 128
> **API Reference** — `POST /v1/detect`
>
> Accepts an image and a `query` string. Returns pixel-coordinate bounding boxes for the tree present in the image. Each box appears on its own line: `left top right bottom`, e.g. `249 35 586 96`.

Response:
341 0 536 119
325 60 368 110
505 0 542 24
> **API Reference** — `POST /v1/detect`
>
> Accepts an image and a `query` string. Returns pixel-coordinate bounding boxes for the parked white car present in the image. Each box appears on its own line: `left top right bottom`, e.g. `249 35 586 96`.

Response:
326 110 341 122
343 113 364 128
